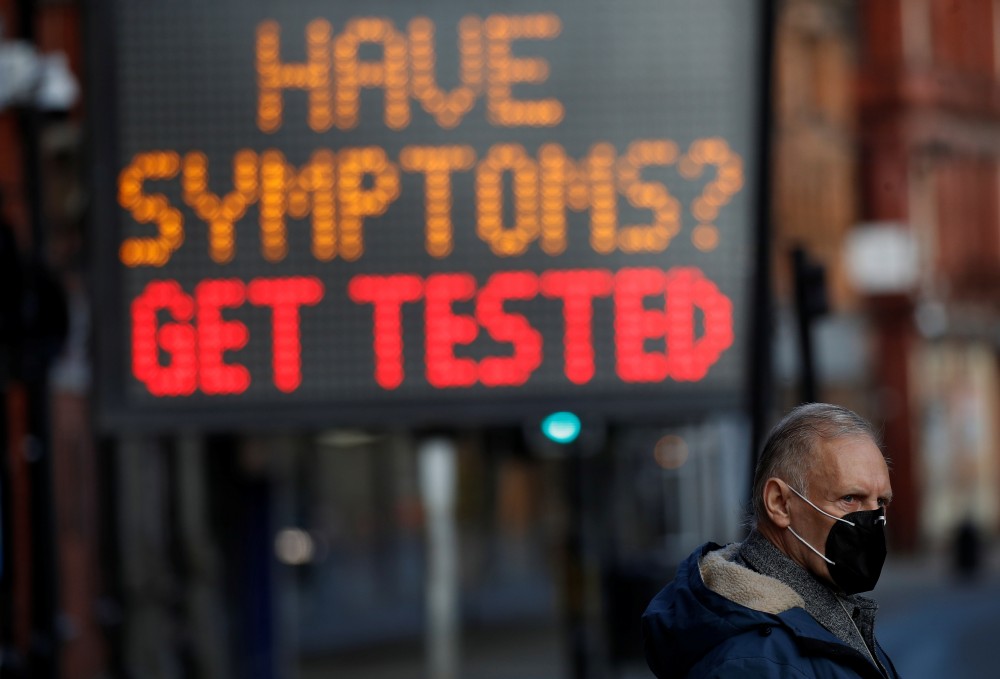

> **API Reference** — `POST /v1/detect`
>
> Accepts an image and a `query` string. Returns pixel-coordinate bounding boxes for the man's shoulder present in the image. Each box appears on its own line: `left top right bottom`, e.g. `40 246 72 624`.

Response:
644 541 898 678
643 540 804 619
697 541 805 615
683 611 878 679
643 542 815 679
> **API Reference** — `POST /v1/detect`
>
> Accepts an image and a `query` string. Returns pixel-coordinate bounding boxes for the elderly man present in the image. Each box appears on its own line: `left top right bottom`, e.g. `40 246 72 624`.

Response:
643 403 900 678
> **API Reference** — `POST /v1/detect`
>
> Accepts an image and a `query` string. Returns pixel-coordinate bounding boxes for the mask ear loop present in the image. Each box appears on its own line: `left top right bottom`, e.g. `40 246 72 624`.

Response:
784 483 858 567
786 484 856 527
784 484 888 571
787 526 835 565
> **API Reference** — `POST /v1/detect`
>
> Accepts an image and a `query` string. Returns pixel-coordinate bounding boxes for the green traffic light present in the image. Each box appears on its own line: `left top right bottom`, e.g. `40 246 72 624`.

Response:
541 411 581 444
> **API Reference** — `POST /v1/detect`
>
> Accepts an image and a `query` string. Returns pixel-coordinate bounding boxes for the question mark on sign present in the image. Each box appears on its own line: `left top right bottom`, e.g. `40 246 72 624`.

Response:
678 138 744 252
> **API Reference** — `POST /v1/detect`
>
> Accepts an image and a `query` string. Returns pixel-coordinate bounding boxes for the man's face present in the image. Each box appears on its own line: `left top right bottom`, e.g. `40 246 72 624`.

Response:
789 435 893 584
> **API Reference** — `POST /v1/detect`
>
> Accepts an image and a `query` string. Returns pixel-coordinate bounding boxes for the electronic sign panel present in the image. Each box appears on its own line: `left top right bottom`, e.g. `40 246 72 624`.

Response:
92 0 765 430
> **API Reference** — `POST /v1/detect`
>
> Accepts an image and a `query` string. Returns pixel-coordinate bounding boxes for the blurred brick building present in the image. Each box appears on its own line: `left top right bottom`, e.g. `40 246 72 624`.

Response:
857 0 1000 549
772 0 1000 551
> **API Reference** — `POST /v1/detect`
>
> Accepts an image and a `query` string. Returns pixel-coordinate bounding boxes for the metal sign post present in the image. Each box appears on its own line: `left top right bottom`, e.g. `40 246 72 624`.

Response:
418 436 459 679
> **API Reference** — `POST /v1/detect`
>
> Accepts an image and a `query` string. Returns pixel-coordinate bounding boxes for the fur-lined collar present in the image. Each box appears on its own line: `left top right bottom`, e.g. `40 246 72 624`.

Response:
698 543 805 615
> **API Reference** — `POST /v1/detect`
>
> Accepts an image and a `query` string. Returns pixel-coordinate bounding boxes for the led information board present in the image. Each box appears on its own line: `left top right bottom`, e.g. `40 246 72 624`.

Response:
93 0 764 429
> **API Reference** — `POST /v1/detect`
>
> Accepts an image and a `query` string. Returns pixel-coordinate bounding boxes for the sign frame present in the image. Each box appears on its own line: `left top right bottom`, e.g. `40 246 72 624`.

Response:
88 0 771 433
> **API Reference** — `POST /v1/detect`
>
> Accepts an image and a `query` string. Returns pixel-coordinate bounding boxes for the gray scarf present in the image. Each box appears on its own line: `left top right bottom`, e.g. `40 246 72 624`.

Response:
737 530 883 671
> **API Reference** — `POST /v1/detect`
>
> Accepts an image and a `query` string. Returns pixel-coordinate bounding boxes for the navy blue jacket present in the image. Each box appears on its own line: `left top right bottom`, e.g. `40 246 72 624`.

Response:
642 543 900 678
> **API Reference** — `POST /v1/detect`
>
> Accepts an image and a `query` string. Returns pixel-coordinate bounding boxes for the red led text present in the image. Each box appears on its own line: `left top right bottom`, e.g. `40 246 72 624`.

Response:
349 266 732 390
132 276 324 396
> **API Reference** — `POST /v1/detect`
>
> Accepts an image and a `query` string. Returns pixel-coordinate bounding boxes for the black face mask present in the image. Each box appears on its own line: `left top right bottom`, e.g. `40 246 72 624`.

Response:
786 485 888 595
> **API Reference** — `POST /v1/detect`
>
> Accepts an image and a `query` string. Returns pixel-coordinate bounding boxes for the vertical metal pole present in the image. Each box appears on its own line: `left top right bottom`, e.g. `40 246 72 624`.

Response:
792 247 818 403
118 435 177 679
267 435 297 679
748 0 778 492
176 434 233 679
16 0 62 675
97 435 126 678
0 378 19 679
418 437 459 679
0 220 23 677
566 447 587 679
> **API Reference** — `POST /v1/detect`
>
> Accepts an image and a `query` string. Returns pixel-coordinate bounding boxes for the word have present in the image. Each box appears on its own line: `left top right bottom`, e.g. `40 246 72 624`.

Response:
118 138 742 267
257 14 563 132
130 267 732 397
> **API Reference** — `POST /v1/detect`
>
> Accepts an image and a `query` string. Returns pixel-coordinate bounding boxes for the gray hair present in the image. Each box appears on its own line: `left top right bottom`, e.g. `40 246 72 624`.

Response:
749 403 881 528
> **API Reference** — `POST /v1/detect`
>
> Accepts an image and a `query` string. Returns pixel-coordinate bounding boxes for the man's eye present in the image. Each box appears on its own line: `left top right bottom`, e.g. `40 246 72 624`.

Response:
842 495 855 503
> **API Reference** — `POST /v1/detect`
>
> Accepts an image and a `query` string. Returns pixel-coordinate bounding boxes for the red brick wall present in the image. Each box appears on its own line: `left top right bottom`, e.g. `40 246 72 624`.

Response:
860 0 904 71
858 0 1000 551
931 0 994 75
935 155 1000 293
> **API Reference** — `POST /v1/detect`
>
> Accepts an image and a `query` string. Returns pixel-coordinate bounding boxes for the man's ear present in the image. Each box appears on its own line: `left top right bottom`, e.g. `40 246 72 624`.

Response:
763 478 791 528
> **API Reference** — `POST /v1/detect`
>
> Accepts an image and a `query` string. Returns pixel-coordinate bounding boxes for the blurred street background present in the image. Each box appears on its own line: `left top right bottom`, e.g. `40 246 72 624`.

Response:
2 0 1000 677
